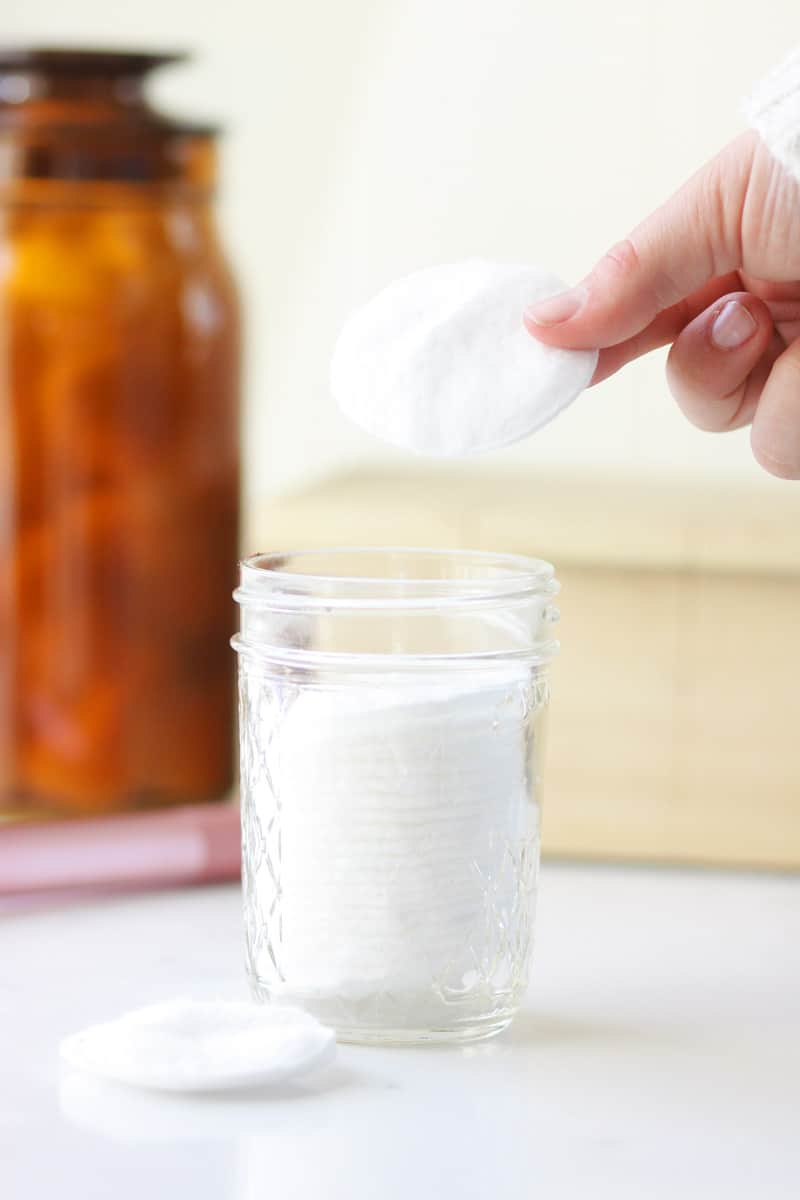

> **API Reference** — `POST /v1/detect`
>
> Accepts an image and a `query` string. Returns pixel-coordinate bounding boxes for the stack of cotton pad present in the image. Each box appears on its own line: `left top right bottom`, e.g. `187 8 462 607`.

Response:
265 674 534 1000
331 260 597 455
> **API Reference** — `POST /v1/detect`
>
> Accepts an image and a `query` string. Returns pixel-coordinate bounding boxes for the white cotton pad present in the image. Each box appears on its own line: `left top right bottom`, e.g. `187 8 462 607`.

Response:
263 673 533 999
331 260 597 456
59 1000 336 1092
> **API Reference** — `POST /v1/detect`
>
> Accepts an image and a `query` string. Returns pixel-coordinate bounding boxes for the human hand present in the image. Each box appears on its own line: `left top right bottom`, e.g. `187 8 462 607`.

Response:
524 132 800 479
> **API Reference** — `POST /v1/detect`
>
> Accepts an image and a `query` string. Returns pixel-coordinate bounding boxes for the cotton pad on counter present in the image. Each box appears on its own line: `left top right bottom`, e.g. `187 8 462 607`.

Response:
331 260 597 456
59 1000 336 1092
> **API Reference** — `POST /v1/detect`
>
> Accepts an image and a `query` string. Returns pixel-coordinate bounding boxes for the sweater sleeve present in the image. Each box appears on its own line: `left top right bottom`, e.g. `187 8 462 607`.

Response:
744 49 800 185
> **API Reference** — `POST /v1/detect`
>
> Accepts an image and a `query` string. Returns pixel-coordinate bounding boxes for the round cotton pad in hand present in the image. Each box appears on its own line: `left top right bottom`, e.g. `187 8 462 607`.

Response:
331 260 598 456
59 1000 336 1092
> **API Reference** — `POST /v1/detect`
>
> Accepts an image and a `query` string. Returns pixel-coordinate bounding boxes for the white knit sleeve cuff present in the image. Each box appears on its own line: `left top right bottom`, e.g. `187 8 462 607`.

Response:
744 48 800 185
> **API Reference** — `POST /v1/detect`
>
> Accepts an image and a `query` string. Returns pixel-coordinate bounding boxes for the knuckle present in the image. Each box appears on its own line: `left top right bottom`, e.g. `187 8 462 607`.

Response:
777 348 800 386
596 239 641 281
751 440 800 480
593 236 678 310
666 344 747 433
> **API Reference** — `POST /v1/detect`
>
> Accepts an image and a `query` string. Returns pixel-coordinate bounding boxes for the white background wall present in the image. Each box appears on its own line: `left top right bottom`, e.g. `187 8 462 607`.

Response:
4 1 796 502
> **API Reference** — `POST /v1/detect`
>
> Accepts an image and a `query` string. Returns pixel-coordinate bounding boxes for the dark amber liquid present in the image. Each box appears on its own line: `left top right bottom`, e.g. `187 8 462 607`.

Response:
0 187 240 816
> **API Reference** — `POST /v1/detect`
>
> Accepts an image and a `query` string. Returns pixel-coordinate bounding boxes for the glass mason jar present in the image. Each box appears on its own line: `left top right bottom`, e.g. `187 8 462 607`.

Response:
233 549 560 1044
0 50 240 819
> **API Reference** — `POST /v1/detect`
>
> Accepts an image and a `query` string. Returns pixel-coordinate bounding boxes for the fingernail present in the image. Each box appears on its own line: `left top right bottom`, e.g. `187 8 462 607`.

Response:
710 300 757 350
525 287 585 327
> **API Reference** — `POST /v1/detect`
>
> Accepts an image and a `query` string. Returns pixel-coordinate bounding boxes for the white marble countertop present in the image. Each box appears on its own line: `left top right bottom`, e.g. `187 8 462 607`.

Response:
2 862 799 1199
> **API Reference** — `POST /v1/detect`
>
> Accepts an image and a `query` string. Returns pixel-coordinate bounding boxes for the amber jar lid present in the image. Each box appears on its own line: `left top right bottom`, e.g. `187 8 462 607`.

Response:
0 47 218 186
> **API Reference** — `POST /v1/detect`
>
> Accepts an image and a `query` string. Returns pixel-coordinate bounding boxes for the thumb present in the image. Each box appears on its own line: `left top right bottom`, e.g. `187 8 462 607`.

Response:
524 133 755 351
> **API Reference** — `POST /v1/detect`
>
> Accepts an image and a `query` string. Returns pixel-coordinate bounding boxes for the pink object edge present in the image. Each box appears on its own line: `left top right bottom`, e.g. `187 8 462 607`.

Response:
0 802 241 905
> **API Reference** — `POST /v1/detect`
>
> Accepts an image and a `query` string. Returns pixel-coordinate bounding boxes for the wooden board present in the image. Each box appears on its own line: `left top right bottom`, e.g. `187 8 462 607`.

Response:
250 466 800 576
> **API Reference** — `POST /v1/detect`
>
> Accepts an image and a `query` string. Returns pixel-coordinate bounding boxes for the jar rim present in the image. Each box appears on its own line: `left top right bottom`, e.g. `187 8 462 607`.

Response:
234 546 558 613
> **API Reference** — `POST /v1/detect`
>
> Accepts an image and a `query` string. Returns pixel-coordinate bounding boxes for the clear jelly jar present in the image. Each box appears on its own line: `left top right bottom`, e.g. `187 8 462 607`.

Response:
232 548 559 1044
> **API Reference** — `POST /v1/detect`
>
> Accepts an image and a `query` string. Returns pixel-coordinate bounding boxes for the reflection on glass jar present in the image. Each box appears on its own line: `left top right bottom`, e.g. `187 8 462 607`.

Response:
0 50 240 817
233 549 559 1044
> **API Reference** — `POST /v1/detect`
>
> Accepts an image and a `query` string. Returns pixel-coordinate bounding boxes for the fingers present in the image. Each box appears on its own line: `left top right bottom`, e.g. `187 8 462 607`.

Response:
666 292 774 432
524 133 756 352
660 286 800 481
751 338 800 479
738 275 800 345
590 273 742 384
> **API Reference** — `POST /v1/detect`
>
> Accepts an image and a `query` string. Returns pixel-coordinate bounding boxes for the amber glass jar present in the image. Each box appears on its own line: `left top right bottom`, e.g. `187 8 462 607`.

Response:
0 50 240 818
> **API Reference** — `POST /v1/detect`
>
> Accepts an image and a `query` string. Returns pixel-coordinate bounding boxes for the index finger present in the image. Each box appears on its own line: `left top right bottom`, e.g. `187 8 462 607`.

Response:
526 135 755 352
590 273 743 384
